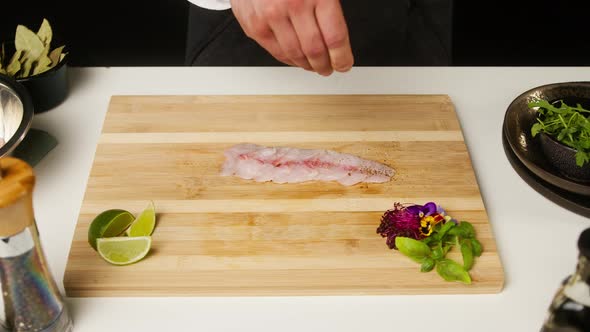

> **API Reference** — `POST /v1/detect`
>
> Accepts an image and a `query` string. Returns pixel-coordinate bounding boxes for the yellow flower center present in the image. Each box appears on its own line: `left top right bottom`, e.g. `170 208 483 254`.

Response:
419 214 445 237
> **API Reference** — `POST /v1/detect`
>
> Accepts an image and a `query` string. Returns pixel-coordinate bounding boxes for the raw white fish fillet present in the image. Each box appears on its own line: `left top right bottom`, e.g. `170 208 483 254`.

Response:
221 143 395 186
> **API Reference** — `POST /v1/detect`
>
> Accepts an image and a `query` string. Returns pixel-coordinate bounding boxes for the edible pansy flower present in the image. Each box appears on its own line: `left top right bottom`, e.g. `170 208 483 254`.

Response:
419 215 437 236
408 202 458 225
406 202 436 217
377 201 459 249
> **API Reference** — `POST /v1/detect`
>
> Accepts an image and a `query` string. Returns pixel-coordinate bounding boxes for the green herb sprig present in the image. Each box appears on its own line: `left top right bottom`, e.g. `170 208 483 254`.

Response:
395 221 483 284
529 99 590 167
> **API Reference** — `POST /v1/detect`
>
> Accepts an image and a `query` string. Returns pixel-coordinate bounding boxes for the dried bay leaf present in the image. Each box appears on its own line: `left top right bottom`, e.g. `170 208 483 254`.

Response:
48 45 64 68
33 55 51 75
20 53 32 78
0 43 5 69
33 44 52 75
32 56 52 75
5 19 65 78
36 18 52 46
15 25 44 63
6 50 22 76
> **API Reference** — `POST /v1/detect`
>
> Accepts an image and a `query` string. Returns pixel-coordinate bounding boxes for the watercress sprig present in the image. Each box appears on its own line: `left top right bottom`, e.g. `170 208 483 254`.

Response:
529 99 590 167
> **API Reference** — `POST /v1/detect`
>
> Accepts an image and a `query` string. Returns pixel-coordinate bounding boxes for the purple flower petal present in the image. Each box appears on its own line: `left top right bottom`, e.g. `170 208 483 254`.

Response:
423 202 437 216
405 205 423 215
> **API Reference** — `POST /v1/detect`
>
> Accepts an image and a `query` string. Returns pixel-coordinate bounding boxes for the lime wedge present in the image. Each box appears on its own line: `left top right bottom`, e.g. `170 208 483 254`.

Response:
88 209 135 250
97 236 152 266
126 201 156 237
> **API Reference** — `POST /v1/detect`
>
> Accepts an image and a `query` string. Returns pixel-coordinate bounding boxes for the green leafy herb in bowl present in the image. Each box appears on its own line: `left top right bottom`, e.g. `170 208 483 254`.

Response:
529 99 590 167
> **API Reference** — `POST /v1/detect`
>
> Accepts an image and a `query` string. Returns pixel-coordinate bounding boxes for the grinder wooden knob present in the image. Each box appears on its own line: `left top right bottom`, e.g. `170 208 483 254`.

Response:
0 157 35 237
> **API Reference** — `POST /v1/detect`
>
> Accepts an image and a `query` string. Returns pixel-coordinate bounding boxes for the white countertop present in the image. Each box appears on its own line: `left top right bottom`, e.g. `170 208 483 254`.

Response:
30 67 590 331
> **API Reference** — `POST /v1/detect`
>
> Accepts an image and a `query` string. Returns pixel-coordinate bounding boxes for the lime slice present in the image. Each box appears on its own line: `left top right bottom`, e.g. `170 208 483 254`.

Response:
97 236 152 266
88 209 135 250
126 201 156 237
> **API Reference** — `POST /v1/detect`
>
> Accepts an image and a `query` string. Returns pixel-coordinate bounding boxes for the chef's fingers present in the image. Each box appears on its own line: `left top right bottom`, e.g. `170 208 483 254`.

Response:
315 0 353 72
290 4 333 76
266 14 312 70
232 0 294 66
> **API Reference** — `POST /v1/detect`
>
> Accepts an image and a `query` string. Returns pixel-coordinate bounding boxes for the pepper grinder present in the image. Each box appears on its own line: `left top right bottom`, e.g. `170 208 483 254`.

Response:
541 227 590 331
0 157 72 332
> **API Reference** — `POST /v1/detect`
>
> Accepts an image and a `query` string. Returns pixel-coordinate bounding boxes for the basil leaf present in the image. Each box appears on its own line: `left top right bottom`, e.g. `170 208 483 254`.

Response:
395 237 431 263
421 236 436 246
449 221 475 238
438 221 455 239
471 238 483 257
431 245 443 261
436 259 472 284
442 242 452 255
460 239 474 271
421 257 435 272
431 223 443 241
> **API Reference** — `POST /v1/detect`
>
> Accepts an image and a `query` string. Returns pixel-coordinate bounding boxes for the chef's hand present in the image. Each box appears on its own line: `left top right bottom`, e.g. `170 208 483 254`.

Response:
230 0 353 76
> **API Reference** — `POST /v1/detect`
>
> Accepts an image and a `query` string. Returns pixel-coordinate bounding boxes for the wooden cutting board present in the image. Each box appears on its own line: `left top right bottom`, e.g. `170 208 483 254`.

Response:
64 95 504 297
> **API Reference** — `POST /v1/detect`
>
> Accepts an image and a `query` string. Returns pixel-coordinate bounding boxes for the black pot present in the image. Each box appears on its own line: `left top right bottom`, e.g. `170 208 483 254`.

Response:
16 57 68 113
539 132 590 182
3 41 69 113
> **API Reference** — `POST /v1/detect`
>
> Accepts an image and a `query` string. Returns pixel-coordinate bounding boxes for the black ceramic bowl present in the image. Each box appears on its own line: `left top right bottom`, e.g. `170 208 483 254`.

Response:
16 55 68 114
0 75 34 157
504 81 590 196
502 128 590 218
2 41 69 113
539 133 590 182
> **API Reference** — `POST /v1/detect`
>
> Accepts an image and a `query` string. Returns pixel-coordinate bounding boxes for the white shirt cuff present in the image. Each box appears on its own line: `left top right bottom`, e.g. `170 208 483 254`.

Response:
188 0 231 10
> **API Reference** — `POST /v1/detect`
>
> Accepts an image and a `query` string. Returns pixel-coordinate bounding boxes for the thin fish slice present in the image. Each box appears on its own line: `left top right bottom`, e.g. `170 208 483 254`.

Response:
221 143 395 186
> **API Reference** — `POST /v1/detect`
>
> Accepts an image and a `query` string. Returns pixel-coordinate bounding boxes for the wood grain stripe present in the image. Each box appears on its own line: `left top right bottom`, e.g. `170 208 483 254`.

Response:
79 198 485 214
65 252 499 272
99 131 464 144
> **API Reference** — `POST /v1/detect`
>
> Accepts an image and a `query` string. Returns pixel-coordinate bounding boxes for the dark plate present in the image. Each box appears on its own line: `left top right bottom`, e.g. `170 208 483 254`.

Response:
502 127 590 218
503 81 590 196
